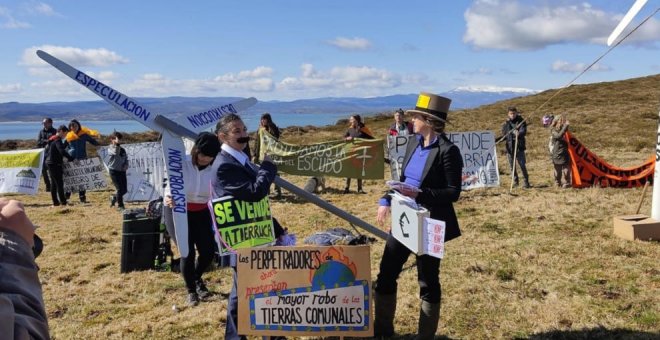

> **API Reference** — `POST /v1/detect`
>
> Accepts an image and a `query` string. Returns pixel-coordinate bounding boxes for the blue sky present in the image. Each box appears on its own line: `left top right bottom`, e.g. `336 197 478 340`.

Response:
0 0 658 103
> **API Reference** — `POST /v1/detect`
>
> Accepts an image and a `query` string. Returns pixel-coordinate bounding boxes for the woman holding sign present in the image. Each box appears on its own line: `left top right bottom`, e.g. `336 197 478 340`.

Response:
214 113 286 340
374 92 463 339
164 132 221 307
65 119 100 203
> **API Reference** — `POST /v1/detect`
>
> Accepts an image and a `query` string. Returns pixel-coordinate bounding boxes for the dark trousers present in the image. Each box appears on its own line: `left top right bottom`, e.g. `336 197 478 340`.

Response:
375 234 442 303
553 163 571 186
47 164 67 206
345 178 363 191
225 268 245 340
109 170 128 208
42 162 51 191
180 209 216 294
506 150 529 183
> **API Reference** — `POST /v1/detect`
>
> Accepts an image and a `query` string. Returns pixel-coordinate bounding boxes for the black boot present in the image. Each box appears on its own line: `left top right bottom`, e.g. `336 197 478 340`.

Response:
374 292 397 337
415 301 440 340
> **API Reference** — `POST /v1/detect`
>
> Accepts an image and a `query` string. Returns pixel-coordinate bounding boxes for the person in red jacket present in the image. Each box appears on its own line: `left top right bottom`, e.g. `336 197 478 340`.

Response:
388 108 413 136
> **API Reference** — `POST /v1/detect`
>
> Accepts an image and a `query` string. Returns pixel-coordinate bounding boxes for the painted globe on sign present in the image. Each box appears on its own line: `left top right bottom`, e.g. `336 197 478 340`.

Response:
311 260 355 288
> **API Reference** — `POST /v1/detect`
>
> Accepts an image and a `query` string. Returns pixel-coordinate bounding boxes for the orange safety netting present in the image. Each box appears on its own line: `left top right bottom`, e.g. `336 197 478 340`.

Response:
565 132 654 188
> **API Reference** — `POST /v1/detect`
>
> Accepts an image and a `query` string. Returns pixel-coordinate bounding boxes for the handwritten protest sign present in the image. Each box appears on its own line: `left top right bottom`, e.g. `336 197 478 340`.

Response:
259 130 384 179
388 131 499 189
98 142 165 201
210 195 276 254
386 135 412 180
237 245 372 337
0 148 44 195
62 157 107 192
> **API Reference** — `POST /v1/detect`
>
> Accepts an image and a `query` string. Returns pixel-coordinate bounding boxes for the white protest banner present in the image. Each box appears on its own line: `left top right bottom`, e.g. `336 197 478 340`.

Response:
388 131 500 189
62 157 107 192
0 148 44 195
98 142 165 202
447 131 499 190
386 135 413 180
237 245 372 337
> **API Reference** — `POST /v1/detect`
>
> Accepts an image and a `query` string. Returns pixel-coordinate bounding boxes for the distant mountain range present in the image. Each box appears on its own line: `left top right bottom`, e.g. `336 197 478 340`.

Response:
0 88 537 122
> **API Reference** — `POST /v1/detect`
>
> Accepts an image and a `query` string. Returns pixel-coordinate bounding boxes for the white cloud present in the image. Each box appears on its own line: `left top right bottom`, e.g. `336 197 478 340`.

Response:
453 85 537 94
461 67 493 76
277 64 404 95
25 2 59 16
21 45 129 69
0 7 30 29
551 60 611 73
0 83 22 94
327 37 372 51
125 66 275 96
463 0 659 51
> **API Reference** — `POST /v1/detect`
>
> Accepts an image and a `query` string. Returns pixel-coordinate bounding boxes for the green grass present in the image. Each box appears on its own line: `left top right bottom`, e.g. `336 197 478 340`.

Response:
2 74 659 338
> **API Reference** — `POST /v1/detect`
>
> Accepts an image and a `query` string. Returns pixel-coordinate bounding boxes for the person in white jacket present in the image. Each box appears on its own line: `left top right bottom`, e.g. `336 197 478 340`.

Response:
164 132 221 307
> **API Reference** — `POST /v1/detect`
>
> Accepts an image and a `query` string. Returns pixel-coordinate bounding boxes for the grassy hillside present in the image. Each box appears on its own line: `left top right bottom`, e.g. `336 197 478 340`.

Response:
3 74 659 339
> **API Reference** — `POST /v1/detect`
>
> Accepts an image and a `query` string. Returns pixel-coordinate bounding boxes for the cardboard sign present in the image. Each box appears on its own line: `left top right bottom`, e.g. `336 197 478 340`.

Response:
0 148 44 195
259 130 384 179
237 245 372 337
98 142 166 202
210 195 276 254
388 131 500 189
62 157 107 192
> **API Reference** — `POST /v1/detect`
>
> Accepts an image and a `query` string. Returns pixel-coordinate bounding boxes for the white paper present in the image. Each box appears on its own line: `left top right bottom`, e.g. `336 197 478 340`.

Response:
423 217 446 259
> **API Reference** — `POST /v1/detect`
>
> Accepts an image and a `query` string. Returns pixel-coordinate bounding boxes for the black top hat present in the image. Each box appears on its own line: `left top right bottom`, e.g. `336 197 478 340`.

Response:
405 92 451 122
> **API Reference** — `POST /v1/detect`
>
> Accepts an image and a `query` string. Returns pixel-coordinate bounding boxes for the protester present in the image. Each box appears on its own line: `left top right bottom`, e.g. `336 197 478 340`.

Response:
66 119 100 203
45 125 74 207
253 113 282 199
343 114 373 194
549 114 571 188
0 198 50 339
501 106 530 188
164 132 221 307
388 108 413 136
214 113 287 340
374 92 463 339
107 132 129 210
37 117 57 192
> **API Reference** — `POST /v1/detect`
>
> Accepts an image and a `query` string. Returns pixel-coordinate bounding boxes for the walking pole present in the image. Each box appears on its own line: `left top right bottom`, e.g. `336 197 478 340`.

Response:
509 132 519 193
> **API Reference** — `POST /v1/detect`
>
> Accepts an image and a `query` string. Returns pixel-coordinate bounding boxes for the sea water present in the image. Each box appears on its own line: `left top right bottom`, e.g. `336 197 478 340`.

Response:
0 112 359 140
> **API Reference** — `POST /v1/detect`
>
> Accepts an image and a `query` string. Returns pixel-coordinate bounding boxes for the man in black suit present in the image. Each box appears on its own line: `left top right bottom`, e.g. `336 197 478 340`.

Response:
374 92 463 339
214 113 285 340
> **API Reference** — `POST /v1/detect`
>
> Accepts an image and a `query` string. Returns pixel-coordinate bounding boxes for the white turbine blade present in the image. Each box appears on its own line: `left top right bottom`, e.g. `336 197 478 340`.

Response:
162 131 190 257
607 0 648 46
175 97 258 134
36 50 165 133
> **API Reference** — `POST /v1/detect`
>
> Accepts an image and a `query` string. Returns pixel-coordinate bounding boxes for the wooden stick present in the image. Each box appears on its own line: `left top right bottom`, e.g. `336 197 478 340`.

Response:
509 132 519 193
635 180 650 214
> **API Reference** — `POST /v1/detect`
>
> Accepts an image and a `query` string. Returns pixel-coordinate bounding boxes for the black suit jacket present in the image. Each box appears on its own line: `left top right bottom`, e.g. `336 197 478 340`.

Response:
398 134 463 242
214 150 284 237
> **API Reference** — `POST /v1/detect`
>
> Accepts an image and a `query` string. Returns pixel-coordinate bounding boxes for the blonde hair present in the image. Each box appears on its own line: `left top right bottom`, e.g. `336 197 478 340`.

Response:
551 114 565 130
